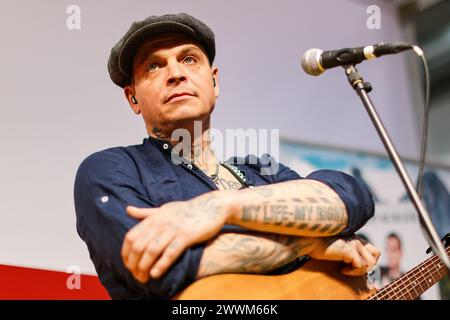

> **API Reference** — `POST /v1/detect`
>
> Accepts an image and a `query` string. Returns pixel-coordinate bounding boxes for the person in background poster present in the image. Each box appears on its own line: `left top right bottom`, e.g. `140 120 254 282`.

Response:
379 232 422 299
380 232 404 287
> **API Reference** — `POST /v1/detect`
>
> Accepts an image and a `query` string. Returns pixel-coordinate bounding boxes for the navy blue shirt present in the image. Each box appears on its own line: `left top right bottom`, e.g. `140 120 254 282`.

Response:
74 136 374 299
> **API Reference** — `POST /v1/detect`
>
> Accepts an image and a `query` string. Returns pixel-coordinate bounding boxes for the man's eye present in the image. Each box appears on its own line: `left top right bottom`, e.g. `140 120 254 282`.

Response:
147 63 160 72
183 56 196 64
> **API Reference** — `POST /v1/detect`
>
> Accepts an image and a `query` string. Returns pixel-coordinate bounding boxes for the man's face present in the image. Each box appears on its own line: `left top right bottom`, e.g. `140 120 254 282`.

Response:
386 236 402 269
126 33 219 135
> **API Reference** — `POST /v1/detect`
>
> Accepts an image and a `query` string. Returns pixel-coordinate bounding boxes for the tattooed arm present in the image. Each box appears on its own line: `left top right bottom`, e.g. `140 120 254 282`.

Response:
226 179 349 237
123 175 374 280
194 179 365 279
197 231 380 279
196 232 316 279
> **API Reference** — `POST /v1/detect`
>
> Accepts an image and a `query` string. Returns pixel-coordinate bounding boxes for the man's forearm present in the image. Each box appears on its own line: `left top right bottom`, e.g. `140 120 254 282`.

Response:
196 232 315 279
224 179 348 237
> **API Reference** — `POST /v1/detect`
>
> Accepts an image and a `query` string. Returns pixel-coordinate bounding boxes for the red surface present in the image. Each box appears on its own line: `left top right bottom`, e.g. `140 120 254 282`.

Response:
0 264 111 300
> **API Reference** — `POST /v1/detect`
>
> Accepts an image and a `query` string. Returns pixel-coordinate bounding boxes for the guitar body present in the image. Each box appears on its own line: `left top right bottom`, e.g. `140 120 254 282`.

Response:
175 259 376 300
176 235 449 300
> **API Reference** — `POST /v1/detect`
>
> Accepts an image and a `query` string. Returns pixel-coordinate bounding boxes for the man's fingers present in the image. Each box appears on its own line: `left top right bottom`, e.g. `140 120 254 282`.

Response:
136 231 177 281
310 236 380 277
345 242 365 270
150 237 189 278
356 243 377 269
365 243 381 261
342 247 353 264
127 206 154 219
121 218 155 262
343 241 366 276
341 243 358 265
125 227 160 273
341 240 377 277
341 265 367 276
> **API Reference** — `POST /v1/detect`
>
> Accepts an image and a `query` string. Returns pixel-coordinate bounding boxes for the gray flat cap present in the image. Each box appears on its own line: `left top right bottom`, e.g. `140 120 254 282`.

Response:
108 12 216 88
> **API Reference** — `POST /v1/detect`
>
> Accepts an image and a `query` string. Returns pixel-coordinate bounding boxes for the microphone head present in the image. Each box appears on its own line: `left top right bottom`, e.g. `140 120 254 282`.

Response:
301 48 324 76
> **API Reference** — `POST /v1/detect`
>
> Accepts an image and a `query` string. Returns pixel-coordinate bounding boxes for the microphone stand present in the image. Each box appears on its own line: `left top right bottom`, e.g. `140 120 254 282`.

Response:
343 64 450 272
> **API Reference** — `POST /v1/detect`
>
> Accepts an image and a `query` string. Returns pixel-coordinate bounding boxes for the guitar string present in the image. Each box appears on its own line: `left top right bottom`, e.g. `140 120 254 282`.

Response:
370 246 448 300
392 254 445 300
373 249 447 300
373 254 444 300
374 263 424 300
374 263 432 300
370 248 448 300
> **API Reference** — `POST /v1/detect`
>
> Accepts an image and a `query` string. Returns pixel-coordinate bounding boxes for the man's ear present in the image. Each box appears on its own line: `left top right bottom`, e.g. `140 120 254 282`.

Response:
212 67 219 98
124 85 140 115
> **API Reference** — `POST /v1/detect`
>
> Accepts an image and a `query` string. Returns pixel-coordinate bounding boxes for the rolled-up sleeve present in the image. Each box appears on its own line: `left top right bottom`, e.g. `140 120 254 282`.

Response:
74 150 204 299
306 169 375 236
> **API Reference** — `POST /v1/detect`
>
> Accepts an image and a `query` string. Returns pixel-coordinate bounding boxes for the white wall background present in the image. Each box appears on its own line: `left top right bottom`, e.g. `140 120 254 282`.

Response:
0 0 421 283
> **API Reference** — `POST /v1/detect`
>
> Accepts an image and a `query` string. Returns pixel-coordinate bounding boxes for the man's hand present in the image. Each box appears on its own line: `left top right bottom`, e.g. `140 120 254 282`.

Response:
121 192 231 283
308 235 381 276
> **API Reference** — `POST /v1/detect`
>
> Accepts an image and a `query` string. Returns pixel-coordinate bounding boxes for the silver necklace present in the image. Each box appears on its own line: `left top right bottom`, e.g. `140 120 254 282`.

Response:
221 163 247 183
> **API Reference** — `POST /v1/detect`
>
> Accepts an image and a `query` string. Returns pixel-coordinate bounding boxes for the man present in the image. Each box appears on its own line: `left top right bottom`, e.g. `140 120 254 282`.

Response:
74 13 380 299
380 233 404 287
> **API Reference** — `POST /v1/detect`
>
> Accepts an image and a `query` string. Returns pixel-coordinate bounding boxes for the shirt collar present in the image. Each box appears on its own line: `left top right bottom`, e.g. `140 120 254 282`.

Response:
143 135 173 153
143 135 255 186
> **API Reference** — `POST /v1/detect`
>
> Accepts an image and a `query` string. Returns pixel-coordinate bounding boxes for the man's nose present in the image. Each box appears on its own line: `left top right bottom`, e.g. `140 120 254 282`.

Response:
166 61 187 85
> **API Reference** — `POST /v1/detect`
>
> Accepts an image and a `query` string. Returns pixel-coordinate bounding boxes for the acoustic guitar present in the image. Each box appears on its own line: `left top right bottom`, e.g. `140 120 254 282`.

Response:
175 238 449 300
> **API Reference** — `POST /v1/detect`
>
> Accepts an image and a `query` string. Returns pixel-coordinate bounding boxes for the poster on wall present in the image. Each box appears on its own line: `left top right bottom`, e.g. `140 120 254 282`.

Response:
280 139 450 300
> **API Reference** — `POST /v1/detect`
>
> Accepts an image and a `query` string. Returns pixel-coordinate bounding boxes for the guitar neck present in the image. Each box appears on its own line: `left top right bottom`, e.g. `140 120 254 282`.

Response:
368 246 450 300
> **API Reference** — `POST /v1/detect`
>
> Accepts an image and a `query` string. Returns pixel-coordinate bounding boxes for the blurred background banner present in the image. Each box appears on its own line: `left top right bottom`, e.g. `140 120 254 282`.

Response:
280 138 450 300
0 0 449 299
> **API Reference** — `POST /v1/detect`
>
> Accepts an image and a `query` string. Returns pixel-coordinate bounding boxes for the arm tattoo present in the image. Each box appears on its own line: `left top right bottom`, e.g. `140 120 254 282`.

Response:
215 177 243 191
230 179 348 236
197 232 315 279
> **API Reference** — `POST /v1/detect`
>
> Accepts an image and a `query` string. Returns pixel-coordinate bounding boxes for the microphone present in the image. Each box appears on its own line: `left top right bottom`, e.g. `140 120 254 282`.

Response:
301 43 413 76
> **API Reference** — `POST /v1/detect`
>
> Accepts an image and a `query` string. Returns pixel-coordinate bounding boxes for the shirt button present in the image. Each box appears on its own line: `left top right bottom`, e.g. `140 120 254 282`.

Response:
162 143 169 150
187 164 193 170
100 196 109 203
